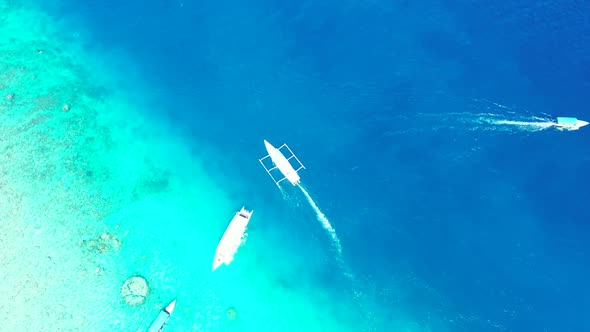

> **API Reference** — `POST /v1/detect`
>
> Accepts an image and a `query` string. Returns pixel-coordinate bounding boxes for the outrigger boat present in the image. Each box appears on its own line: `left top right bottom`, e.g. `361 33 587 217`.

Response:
212 207 254 271
259 140 305 186
146 299 176 332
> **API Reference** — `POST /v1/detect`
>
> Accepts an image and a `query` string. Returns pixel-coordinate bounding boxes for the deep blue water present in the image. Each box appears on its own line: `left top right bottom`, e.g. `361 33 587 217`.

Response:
41 0 589 330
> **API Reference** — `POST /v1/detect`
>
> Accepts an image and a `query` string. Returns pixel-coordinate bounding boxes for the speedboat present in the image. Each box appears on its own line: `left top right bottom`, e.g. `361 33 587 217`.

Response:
212 207 253 271
554 117 589 130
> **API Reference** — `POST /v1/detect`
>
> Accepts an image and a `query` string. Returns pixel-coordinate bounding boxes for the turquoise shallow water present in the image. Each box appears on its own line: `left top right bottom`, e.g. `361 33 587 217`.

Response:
3 1 590 331
0 3 402 331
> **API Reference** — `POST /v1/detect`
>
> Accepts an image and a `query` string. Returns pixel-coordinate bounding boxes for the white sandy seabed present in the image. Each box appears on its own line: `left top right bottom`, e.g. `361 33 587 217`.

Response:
0 2 237 331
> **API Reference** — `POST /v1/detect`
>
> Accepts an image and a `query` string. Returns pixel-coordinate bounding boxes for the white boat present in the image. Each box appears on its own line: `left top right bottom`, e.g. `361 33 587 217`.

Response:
145 299 176 332
554 117 589 130
259 140 305 186
212 207 253 271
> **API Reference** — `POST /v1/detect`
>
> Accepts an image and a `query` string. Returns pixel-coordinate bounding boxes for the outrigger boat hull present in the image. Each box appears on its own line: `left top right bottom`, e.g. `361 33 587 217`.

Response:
259 140 305 186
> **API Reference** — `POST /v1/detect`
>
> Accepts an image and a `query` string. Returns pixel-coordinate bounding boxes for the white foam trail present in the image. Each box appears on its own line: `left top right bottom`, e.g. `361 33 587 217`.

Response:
396 111 559 135
450 112 557 132
278 185 290 202
292 185 377 328
297 184 343 257
486 119 555 131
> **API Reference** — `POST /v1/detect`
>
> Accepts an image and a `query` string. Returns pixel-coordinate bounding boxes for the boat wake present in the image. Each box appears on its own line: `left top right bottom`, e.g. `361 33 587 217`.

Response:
295 184 378 328
467 114 556 132
275 183 379 329
375 95 572 136
411 111 557 133
297 184 344 260
449 97 557 132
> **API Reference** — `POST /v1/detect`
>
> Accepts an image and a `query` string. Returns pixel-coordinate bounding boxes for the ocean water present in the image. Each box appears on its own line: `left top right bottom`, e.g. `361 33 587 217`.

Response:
1 0 589 331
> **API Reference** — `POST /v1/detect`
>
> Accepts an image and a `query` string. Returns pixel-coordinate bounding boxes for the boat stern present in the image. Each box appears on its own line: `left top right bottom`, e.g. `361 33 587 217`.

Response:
286 172 301 185
238 207 253 219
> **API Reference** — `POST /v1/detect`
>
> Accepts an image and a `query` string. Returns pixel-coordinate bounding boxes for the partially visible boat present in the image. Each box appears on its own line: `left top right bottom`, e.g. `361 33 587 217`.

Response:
146 299 176 332
212 207 253 271
554 117 589 130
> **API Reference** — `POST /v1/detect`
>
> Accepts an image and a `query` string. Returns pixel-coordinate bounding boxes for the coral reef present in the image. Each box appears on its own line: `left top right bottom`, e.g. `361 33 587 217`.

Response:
120 276 149 306
78 232 122 253
226 306 237 321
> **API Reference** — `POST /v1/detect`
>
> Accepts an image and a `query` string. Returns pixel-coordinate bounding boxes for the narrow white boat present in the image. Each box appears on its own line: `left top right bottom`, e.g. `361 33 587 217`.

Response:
145 299 176 332
212 207 253 271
